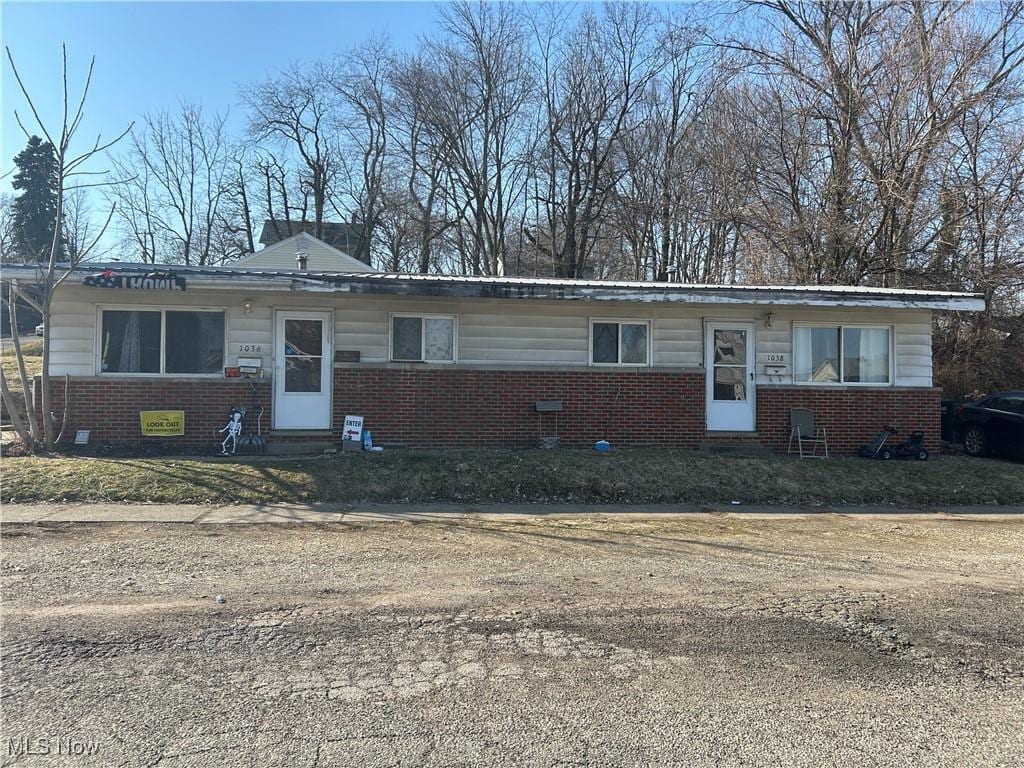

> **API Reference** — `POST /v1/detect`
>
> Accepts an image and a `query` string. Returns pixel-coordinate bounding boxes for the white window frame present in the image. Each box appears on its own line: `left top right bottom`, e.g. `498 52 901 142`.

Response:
95 305 228 377
792 322 894 386
588 318 653 367
389 313 458 364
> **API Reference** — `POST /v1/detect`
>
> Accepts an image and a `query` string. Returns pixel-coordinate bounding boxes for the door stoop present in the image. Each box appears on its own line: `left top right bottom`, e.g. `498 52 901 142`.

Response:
266 429 337 456
699 432 771 456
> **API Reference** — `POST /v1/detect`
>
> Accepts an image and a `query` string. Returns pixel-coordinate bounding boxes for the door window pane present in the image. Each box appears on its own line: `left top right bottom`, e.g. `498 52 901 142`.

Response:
713 330 746 364
100 310 161 373
621 324 648 364
843 327 890 383
285 319 322 357
166 311 224 374
794 327 840 383
424 318 454 361
285 357 322 392
592 323 619 363
713 366 747 401
392 317 423 361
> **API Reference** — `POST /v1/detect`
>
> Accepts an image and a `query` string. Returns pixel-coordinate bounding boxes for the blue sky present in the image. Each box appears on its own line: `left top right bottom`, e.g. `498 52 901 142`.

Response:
1 1 443 190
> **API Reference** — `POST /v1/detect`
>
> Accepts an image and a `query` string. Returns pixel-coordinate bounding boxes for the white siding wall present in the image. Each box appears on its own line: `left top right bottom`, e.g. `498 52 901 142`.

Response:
46 285 934 387
753 308 932 387
234 239 374 272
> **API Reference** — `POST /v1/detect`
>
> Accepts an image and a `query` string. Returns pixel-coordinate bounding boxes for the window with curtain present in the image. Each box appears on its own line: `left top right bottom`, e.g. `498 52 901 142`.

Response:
391 315 455 362
591 321 649 365
794 325 890 384
100 309 224 374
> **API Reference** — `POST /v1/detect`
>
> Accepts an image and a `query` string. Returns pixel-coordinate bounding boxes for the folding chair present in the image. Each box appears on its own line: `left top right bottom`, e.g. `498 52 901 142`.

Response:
788 408 829 459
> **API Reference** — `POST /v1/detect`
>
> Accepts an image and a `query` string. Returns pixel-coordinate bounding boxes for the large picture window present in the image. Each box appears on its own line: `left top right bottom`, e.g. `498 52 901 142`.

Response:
590 320 650 365
794 325 891 385
100 309 225 375
391 315 456 362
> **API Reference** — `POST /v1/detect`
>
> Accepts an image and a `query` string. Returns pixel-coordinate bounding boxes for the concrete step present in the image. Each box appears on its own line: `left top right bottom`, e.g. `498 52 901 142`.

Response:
697 442 772 456
266 440 336 456
268 429 334 438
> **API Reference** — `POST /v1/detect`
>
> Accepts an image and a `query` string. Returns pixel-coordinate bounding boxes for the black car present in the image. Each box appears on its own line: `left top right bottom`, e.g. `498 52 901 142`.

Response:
956 391 1024 458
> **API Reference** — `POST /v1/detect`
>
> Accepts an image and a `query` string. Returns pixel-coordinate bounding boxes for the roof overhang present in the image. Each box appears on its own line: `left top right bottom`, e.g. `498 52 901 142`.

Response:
1 263 987 312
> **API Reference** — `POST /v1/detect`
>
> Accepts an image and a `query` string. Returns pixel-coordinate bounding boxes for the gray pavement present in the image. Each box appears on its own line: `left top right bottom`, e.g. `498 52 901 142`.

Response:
2 513 1022 766
3 500 1023 525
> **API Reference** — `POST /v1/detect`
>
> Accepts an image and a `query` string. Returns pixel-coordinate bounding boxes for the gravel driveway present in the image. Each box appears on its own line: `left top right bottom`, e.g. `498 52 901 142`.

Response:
2 515 1022 767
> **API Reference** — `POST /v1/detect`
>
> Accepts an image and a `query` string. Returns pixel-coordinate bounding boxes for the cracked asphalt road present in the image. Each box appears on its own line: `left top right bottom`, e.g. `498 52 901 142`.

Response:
1 514 1022 767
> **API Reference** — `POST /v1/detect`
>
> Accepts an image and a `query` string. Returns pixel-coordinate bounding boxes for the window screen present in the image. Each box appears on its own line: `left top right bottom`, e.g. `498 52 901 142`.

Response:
842 327 890 383
592 322 648 365
794 327 840 383
392 317 423 361
592 323 618 364
100 311 161 373
391 316 454 362
794 326 890 384
166 311 225 374
100 309 224 374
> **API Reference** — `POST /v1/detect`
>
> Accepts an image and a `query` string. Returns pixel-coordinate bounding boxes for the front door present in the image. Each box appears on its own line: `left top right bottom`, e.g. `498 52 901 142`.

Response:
705 322 755 432
274 311 332 429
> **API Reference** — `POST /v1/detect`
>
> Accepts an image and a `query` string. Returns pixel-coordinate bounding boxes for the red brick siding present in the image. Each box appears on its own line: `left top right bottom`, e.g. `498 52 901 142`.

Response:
34 377 271 445
333 368 705 447
36 372 940 454
757 386 942 454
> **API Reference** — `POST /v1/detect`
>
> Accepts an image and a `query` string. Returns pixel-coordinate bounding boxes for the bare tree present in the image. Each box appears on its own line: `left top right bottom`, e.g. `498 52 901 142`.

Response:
0 193 15 261
728 0 1024 285
532 2 661 277
242 63 338 239
108 103 231 265
328 38 392 266
416 0 534 275
389 52 459 273
1 45 130 451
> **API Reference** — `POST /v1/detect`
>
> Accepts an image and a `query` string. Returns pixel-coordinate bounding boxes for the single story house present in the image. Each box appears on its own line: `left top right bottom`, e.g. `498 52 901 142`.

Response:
5 238 984 454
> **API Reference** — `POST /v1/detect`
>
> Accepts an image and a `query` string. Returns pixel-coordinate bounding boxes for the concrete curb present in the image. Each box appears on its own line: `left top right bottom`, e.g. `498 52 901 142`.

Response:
2 502 1023 524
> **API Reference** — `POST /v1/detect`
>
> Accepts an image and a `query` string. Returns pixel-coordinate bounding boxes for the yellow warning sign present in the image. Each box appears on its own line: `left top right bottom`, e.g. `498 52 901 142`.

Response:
139 410 185 436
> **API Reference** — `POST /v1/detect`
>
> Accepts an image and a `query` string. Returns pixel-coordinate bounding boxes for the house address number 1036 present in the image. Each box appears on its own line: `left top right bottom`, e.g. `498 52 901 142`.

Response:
234 343 265 354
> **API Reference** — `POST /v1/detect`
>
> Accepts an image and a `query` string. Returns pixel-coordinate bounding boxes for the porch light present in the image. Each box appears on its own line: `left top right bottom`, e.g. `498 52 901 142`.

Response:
764 312 776 329
243 299 253 315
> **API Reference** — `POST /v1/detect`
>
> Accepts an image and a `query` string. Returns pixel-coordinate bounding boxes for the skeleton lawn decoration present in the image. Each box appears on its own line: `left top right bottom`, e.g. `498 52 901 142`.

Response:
219 409 244 455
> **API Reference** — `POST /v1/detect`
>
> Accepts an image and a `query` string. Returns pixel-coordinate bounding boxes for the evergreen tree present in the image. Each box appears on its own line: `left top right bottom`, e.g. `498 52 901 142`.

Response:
11 135 62 262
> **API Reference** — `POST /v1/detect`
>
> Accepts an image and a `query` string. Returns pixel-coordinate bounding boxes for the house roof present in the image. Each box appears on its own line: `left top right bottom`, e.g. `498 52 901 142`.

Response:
2 263 986 311
234 232 375 273
258 219 365 256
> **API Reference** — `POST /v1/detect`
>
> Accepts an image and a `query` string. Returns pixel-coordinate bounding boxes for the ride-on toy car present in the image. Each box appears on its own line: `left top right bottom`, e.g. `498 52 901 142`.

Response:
859 426 928 461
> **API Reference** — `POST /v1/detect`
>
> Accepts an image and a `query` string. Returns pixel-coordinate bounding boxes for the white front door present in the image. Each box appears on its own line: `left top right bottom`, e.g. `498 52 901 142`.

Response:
274 310 332 429
705 321 756 432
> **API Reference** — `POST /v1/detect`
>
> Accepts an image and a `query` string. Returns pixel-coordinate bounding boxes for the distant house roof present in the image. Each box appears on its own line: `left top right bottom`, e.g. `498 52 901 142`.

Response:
234 232 375 273
258 219 366 264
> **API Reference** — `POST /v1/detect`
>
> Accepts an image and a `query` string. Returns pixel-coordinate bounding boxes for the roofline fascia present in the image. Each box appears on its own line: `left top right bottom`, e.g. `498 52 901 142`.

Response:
292 276 987 311
0 265 986 311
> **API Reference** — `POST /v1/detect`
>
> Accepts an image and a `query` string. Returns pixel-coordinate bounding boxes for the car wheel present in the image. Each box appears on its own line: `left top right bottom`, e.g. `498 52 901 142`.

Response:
963 426 988 457
917 449 928 461
880 448 893 460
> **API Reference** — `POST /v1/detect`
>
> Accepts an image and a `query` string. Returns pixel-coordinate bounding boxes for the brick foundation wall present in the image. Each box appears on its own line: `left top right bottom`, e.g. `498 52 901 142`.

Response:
757 386 942 454
34 377 271 446
332 368 705 448
36 372 941 455
334 370 941 453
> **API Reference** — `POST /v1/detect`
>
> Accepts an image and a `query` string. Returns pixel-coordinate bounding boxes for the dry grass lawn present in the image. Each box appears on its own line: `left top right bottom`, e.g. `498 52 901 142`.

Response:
2 449 1021 506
